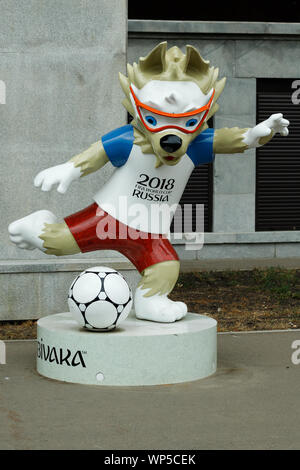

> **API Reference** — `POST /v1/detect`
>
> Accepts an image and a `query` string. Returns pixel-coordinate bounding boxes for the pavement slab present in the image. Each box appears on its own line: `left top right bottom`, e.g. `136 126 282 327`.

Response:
0 330 299 450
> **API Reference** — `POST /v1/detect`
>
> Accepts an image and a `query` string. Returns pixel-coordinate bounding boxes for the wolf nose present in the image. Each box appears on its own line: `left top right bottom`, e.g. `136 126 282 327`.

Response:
160 134 182 153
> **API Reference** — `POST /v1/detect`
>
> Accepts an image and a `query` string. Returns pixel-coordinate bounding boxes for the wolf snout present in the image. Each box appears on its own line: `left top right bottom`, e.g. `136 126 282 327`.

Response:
160 134 182 153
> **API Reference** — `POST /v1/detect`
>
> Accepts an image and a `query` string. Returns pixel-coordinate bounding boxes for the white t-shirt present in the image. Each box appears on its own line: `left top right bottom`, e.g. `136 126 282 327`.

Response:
94 125 215 234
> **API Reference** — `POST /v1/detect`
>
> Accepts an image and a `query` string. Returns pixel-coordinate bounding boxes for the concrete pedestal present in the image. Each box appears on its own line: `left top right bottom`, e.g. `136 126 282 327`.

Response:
37 312 217 386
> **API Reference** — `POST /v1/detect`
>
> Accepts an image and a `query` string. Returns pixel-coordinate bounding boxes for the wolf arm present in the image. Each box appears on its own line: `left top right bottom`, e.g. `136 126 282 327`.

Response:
69 141 109 176
34 141 109 194
213 113 289 154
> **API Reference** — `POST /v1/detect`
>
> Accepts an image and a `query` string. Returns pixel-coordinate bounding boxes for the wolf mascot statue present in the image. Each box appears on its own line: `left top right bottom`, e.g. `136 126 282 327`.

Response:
8 42 289 323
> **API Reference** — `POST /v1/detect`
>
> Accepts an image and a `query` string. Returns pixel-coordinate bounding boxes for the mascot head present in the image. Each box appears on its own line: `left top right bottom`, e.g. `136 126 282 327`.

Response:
119 42 226 167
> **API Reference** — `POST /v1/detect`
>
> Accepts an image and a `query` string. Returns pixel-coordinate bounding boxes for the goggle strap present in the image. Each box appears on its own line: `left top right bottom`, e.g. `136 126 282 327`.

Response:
130 85 215 118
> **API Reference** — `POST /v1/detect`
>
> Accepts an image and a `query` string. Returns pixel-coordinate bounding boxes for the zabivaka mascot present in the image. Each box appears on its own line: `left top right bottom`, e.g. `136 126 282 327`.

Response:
8 42 289 323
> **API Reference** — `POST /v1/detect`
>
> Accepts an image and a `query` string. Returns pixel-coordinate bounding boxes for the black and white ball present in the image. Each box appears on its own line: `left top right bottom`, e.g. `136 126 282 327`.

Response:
68 266 133 331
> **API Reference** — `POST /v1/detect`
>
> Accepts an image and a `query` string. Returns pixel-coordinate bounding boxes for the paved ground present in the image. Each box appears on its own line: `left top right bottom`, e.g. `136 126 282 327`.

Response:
0 330 299 450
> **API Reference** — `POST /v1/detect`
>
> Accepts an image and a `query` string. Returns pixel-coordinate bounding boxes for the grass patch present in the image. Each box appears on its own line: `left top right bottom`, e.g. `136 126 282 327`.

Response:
252 267 300 301
171 267 300 332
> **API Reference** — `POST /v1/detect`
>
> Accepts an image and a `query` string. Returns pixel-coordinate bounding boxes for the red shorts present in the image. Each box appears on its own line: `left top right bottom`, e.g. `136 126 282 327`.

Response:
64 203 179 273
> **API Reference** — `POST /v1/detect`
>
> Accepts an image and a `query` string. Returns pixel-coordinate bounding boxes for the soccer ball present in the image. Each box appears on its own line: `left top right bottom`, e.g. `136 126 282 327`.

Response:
68 266 133 331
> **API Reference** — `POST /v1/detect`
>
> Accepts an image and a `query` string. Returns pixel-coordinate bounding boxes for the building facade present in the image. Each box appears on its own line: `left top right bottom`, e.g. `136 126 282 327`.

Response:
1 4 300 319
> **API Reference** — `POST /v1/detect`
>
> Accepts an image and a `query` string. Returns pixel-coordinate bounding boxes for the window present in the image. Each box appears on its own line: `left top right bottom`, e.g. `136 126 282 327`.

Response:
256 79 300 231
129 0 299 22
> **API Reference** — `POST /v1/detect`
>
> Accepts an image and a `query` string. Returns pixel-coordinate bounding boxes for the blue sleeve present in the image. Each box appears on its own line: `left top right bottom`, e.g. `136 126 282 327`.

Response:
186 128 215 166
101 124 134 167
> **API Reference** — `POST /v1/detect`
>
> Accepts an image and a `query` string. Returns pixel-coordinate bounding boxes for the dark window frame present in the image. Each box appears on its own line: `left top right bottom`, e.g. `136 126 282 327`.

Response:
256 78 300 231
129 0 299 23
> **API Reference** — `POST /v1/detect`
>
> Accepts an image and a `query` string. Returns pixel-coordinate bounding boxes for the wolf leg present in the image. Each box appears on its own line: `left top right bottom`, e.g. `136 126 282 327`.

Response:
40 221 81 256
134 260 187 323
8 211 80 255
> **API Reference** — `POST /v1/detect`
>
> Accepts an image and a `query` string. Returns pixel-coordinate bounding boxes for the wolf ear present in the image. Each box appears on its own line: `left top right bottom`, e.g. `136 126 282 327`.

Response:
184 45 210 78
139 42 167 76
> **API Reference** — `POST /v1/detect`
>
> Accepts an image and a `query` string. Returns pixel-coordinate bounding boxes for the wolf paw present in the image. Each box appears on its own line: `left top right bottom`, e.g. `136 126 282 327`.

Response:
134 287 187 323
8 210 57 251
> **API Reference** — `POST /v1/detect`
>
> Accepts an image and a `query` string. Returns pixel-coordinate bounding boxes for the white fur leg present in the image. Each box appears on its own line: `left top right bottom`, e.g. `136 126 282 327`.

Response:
134 286 187 323
8 210 58 251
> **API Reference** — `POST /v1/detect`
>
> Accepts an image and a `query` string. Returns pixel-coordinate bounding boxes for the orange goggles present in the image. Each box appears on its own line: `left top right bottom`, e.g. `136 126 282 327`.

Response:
130 85 215 134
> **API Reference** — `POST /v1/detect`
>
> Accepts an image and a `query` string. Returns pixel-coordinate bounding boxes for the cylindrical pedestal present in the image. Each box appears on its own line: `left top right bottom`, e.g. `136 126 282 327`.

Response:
37 312 217 386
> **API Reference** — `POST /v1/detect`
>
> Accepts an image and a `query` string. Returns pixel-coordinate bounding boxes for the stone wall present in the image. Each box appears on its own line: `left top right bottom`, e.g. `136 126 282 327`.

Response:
0 0 127 260
0 0 130 320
